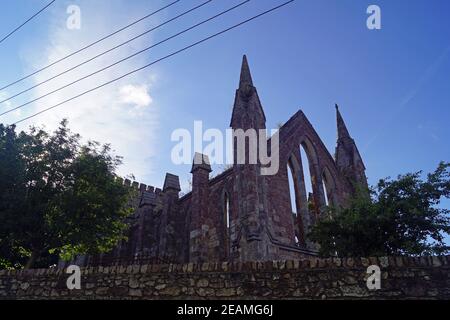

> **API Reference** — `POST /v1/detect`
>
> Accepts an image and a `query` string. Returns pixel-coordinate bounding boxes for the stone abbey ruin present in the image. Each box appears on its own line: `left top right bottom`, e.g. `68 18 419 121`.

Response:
68 55 369 267
3 56 449 301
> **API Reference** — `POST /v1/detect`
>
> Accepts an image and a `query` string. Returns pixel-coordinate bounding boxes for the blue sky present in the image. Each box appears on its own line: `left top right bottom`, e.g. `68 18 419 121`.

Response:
1 0 449 217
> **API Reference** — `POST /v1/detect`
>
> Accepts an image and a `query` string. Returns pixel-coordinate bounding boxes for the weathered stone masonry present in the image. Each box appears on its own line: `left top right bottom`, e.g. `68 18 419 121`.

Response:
74 55 369 266
2 256 450 300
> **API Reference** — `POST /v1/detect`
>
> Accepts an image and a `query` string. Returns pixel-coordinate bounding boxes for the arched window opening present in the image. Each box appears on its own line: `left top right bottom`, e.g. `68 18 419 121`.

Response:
287 155 306 247
322 167 336 209
223 193 231 259
287 161 297 216
322 178 330 206
300 144 314 197
224 194 230 230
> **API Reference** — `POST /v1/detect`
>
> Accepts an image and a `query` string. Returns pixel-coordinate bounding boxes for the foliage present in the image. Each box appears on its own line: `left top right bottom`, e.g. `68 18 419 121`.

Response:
0 120 134 269
308 162 450 257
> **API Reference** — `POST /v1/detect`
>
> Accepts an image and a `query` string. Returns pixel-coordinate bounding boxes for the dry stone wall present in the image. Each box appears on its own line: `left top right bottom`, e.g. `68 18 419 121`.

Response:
0 256 449 300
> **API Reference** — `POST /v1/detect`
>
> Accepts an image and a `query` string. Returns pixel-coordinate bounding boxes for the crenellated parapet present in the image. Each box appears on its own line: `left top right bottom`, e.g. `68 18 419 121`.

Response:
83 173 185 266
115 174 182 209
118 177 160 194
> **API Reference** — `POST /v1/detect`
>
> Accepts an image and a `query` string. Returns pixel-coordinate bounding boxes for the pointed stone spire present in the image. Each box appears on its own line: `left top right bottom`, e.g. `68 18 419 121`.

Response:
239 55 253 89
334 104 368 190
336 104 351 141
231 55 266 129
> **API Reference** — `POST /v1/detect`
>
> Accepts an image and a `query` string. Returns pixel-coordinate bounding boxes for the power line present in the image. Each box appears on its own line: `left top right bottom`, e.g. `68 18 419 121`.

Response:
0 0 249 115
11 0 295 125
0 0 215 106
0 0 56 45
0 0 181 91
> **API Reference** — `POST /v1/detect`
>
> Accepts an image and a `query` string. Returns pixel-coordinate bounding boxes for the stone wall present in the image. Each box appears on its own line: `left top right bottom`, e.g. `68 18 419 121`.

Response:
1 256 449 300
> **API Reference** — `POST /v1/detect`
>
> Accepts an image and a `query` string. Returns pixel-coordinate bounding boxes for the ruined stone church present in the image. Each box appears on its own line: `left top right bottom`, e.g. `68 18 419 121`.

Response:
79 55 368 266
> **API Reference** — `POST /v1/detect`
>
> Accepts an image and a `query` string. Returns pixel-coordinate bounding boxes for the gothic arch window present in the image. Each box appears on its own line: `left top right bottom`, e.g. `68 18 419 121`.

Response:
322 178 330 206
322 166 336 208
299 137 319 210
224 192 231 230
287 160 297 216
300 143 314 197
287 154 306 247
223 191 231 258
286 137 323 245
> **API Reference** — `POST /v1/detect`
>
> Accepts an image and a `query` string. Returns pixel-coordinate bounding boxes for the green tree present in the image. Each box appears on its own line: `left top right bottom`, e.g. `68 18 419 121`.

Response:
0 120 134 269
308 162 450 257
0 124 28 269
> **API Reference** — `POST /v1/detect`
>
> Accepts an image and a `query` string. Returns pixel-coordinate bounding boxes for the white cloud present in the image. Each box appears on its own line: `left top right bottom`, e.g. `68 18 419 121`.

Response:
11 0 166 182
119 84 153 108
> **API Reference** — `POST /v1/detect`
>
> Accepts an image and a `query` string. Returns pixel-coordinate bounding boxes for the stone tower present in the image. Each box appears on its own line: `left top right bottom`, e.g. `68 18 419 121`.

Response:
189 153 213 263
229 55 272 261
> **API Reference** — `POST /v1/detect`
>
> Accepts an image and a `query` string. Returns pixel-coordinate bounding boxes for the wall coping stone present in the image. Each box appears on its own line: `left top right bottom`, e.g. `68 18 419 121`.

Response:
1 255 448 277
